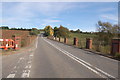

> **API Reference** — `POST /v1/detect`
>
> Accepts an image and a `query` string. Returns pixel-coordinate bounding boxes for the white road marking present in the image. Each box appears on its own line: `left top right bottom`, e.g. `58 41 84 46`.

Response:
19 57 24 60
11 70 17 74
25 66 29 69
14 66 16 69
21 70 30 78
29 65 32 68
28 61 31 64
100 56 117 62
23 70 27 73
30 54 33 57
6 41 35 78
36 37 38 48
18 57 24 63
43 38 116 78
7 74 15 78
17 60 21 63
25 65 32 69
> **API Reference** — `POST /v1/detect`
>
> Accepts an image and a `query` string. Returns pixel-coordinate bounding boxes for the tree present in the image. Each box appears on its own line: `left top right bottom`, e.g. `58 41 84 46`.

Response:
44 25 54 36
56 25 70 38
29 28 40 36
0 26 9 29
70 30 74 33
75 29 81 33
70 29 82 33
54 27 59 37
96 21 120 45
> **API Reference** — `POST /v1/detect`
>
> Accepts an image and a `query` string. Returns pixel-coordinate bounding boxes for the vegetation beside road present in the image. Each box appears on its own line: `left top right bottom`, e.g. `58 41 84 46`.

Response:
43 21 120 59
0 27 40 54
1 20 120 59
0 27 40 47
2 36 37 56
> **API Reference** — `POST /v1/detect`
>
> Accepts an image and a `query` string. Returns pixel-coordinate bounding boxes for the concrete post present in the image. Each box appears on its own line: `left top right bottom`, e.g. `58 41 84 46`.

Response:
55 37 57 41
86 38 92 49
73 37 78 46
111 39 120 55
59 37 61 42
64 38 68 44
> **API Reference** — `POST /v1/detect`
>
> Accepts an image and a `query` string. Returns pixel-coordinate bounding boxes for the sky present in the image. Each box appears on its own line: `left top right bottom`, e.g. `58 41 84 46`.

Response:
1 2 118 32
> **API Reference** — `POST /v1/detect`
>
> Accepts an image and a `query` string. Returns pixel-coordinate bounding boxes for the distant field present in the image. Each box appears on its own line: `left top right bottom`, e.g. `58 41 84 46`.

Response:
1 30 36 47
68 33 96 48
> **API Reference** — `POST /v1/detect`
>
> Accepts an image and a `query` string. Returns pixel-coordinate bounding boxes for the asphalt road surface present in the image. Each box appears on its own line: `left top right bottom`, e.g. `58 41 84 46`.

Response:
2 36 119 79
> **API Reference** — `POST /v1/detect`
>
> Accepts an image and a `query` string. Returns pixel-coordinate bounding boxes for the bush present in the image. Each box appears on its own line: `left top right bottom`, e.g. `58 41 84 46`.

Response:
29 30 40 36
115 53 120 58
21 40 26 47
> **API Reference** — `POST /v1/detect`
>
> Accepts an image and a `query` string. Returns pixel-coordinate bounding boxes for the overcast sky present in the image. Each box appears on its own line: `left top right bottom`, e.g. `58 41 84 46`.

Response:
1 2 118 32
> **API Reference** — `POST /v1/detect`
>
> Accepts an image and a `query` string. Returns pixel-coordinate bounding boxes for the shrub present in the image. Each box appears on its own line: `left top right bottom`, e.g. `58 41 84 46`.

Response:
115 53 120 58
29 30 40 36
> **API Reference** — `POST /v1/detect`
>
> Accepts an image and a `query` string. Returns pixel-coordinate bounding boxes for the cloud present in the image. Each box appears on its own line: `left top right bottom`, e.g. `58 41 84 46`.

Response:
100 14 118 21
2 2 88 27
67 24 71 26
32 2 88 16
99 8 116 12
41 24 46 26
43 19 61 23
3 2 88 17
69 26 80 30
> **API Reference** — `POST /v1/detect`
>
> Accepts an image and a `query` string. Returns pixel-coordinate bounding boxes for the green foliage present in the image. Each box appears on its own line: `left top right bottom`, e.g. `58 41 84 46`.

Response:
0 26 9 29
54 25 70 38
76 29 81 33
21 40 26 47
10 27 31 31
70 29 82 33
68 33 96 48
54 27 59 37
44 25 54 36
96 21 120 45
115 53 120 58
29 28 40 36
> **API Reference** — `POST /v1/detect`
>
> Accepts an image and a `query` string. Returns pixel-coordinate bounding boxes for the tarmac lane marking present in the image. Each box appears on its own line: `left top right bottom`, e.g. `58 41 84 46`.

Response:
7 74 15 78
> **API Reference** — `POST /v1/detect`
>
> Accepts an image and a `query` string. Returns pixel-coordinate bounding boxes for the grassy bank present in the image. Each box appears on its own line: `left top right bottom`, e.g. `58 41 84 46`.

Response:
59 33 111 55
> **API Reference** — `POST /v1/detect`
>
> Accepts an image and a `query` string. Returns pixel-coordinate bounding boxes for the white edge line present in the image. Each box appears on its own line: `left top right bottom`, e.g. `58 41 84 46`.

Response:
100 55 118 62
36 36 38 48
43 38 116 78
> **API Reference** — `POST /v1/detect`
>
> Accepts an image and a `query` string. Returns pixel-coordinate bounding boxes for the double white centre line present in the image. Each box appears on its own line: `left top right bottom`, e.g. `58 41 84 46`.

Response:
43 38 115 79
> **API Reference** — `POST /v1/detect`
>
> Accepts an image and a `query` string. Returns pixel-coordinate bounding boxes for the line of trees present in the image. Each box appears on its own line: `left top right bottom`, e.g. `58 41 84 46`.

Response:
70 29 82 33
0 26 40 36
44 25 70 38
96 21 120 44
0 26 32 31
44 21 120 40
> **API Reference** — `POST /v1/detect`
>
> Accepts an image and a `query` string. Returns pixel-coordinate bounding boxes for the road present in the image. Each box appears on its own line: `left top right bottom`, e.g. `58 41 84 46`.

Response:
2 36 120 79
